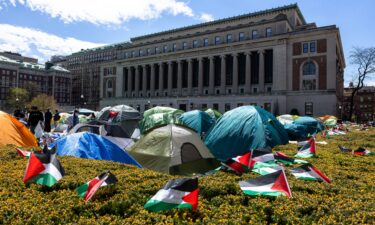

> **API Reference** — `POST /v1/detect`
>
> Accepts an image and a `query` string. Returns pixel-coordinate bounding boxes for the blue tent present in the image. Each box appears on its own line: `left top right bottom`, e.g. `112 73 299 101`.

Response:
204 106 289 161
179 110 215 135
284 116 325 141
50 132 142 167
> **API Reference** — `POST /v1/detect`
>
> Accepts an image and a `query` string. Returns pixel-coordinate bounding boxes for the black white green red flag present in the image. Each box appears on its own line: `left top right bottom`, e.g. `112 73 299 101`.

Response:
239 169 292 198
248 147 275 169
274 152 308 165
23 151 64 187
76 170 118 201
16 148 31 158
144 178 198 212
222 152 251 174
290 164 331 183
295 137 316 158
353 147 373 155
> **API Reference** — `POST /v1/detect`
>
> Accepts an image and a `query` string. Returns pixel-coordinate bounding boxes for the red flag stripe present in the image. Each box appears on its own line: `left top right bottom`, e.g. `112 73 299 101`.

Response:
23 153 45 182
84 177 103 201
271 170 292 198
182 188 199 211
309 166 331 183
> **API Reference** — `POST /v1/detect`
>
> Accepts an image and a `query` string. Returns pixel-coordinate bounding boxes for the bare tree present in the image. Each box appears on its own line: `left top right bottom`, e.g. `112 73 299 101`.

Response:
348 47 375 121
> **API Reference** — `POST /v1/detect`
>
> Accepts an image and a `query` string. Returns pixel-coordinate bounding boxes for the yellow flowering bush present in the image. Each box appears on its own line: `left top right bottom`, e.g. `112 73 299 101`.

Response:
0 129 374 224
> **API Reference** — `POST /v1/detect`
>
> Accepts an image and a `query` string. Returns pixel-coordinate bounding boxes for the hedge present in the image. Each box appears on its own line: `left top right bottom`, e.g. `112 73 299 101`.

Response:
0 129 374 224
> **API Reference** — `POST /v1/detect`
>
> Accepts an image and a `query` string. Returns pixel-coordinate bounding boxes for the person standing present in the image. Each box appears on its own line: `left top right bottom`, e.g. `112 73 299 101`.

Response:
44 108 52 132
27 106 44 134
53 110 60 127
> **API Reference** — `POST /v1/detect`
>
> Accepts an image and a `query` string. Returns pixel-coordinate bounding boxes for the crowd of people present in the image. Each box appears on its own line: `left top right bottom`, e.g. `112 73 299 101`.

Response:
13 107 81 134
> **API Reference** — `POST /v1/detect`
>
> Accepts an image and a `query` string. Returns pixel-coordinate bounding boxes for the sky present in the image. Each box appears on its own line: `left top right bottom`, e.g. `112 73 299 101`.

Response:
0 0 374 86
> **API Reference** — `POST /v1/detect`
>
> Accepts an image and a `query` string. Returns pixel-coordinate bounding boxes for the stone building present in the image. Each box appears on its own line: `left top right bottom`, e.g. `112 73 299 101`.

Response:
0 55 71 109
99 4 345 115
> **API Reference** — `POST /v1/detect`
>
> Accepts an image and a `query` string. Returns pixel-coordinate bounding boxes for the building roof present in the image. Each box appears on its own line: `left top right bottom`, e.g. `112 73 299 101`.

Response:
131 3 305 42
0 55 70 73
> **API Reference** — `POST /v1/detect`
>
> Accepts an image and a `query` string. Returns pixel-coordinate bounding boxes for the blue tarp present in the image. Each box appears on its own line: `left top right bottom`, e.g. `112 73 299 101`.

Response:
284 116 325 141
179 110 215 135
204 106 289 161
50 132 142 167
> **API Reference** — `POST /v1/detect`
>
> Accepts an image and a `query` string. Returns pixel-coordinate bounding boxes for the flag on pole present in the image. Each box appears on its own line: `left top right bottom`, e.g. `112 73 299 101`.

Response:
76 170 118 201
16 148 31 158
23 151 64 187
239 169 292 198
274 152 308 165
290 164 331 183
295 137 316 158
144 178 198 212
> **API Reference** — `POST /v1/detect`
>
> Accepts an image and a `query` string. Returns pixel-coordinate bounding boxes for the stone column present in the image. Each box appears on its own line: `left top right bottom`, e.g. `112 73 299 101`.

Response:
116 65 123 97
188 59 193 95
99 67 104 98
150 64 155 96
177 60 182 95
220 55 226 94
232 53 238 94
142 65 147 97
135 66 140 97
209 56 215 94
168 61 173 95
198 57 203 95
127 67 132 97
159 62 164 93
258 50 265 92
245 52 252 93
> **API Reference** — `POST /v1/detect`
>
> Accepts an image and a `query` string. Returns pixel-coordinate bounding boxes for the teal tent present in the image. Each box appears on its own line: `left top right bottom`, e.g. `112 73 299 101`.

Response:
179 110 215 136
284 116 325 141
204 106 289 161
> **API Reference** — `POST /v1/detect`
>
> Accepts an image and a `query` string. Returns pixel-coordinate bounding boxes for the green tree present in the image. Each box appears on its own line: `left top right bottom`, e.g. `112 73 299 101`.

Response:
28 94 58 112
6 88 29 110
23 81 40 101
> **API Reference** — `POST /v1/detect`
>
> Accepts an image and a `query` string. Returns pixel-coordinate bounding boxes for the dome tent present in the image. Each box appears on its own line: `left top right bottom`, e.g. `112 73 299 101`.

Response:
179 110 215 135
98 105 141 122
204 106 289 161
50 132 141 167
0 111 38 147
139 106 184 134
128 124 220 175
284 116 325 141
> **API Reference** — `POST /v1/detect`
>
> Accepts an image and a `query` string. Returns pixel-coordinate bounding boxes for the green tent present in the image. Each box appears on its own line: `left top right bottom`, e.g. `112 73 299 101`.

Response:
179 110 215 136
128 124 220 175
139 106 184 134
205 108 222 120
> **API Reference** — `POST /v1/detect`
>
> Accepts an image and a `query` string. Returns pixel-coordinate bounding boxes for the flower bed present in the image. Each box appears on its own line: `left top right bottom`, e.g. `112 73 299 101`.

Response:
0 129 374 224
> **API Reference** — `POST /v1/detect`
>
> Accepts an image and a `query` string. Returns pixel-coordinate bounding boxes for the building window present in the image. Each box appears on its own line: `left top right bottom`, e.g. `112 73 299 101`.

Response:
303 43 309 53
225 103 231 112
216 90 220 94
173 43 177 51
193 40 198 48
266 27 272 37
183 42 188 50
237 103 243 107
303 61 316 75
139 49 143 56
213 103 219 110
155 47 160 54
227 34 232 43
253 87 257 93
215 36 221 45
204 38 209 47
305 102 313 115
132 51 136 57
147 48 151 55
252 30 258 39
310 42 316 52
302 80 316 90
239 32 245 41
106 79 113 98
163 45 168 53
267 87 272 92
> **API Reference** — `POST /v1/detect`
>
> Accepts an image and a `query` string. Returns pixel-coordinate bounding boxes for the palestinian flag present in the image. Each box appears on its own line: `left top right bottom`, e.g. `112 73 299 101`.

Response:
353 147 373 155
251 164 284 175
290 164 331 183
321 130 331 138
249 147 275 168
76 170 118 201
16 148 31 158
274 152 308 165
144 178 198 212
222 152 251 174
338 145 352 153
295 137 316 158
23 151 64 187
239 169 292 198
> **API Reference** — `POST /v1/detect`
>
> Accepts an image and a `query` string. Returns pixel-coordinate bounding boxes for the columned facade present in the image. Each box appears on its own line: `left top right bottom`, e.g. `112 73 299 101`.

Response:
100 4 345 117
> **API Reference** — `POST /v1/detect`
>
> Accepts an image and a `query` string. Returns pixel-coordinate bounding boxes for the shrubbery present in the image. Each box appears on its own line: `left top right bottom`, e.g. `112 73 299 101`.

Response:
0 129 374 224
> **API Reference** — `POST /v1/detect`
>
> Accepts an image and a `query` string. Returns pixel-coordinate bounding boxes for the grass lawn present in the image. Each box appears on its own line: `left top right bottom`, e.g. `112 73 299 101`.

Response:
0 129 374 224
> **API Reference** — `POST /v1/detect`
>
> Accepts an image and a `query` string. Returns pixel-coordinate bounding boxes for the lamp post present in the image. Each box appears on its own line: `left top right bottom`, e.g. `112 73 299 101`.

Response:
339 105 342 120
80 94 84 109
